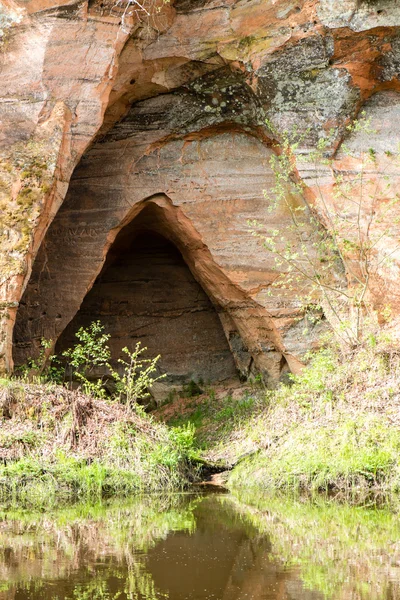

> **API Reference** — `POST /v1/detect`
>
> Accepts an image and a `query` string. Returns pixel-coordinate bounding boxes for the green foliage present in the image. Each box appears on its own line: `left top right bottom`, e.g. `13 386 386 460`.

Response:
167 423 198 463
16 338 63 384
181 379 203 398
58 322 166 408
232 416 399 492
228 341 400 493
15 322 167 408
1 320 204 504
253 115 400 347
0 377 198 506
0 430 40 449
164 390 261 462
159 337 400 495
109 343 166 410
62 321 111 398
214 395 256 422
0 433 194 507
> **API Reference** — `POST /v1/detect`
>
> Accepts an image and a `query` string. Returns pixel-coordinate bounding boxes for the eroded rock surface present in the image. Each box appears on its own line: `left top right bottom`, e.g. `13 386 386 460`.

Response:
317 0 400 32
55 229 239 389
2 0 400 386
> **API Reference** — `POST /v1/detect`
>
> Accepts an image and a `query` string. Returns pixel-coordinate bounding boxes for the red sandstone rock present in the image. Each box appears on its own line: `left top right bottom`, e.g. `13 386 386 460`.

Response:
1 0 400 386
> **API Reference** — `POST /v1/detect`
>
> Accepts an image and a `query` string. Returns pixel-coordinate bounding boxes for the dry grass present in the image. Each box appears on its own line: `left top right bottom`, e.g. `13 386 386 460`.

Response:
158 339 400 494
0 379 197 505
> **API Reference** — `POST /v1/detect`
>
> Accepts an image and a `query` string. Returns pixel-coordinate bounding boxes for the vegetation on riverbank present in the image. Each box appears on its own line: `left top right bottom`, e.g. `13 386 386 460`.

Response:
232 490 400 599
0 378 198 507
4 325 400 503
161 335 400 494
2 489 400 600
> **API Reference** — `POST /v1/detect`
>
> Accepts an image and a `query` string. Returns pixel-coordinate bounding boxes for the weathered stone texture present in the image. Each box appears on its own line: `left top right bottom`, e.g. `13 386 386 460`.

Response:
55 229 239 388
257 35 360 145
2 0 400 385
0 0 135 370
318 0 400 32
14 126 306 384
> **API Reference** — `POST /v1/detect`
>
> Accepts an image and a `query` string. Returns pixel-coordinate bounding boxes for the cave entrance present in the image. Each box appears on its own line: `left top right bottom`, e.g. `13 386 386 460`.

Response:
55 204 239 396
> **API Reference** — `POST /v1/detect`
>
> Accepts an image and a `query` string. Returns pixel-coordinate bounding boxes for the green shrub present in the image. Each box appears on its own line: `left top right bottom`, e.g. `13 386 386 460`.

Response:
109 343 166 410
62 321 111 398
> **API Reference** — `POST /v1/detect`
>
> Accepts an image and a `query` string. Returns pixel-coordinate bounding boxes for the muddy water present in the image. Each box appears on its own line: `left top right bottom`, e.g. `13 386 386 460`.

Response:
0 491 399 599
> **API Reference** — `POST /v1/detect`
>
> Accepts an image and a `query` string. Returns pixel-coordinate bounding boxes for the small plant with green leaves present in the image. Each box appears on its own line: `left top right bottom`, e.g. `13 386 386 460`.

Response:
182 380 203 398
251 115 400 348
109 343 166 411
62 321 111 398
16 338 63 384
57 321 167 405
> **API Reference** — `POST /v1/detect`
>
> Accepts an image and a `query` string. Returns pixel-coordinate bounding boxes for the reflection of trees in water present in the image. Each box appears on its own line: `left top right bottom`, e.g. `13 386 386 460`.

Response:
230 492 400 600
0 494 198 599
0 493 311 600
1 492 397 600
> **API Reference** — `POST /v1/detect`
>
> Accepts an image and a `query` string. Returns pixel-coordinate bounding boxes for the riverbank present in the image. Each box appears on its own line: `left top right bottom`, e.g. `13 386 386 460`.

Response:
0 379 197 506
160 340 400 494
2 338 400 505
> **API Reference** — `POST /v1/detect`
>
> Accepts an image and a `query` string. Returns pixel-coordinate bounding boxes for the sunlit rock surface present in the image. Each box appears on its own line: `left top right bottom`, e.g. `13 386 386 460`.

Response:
1 0 400 386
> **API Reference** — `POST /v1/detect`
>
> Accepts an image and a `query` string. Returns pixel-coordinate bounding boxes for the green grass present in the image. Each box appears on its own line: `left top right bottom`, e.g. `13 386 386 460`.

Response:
227 344 400 492
160 341 400 493
5 336 400 503
164 391 259 461
229 414 400 492
0 380 199 507
231 491 400 599
225 344 400 492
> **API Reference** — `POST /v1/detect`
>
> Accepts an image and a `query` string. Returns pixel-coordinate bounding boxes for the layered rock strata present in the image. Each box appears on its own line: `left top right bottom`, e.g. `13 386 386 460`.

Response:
55 225 240 388
1 0 400 385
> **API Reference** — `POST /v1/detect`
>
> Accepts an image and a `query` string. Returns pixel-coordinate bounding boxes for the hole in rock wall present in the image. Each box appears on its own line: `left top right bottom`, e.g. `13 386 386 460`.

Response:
52 207 239 393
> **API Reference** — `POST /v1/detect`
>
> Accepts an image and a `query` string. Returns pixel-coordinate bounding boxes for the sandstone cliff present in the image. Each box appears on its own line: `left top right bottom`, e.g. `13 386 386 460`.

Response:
1 0 400 387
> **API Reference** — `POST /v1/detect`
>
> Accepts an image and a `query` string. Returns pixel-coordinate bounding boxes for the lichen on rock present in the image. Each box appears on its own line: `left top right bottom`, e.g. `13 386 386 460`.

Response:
0 4 21 48
1 0 400 384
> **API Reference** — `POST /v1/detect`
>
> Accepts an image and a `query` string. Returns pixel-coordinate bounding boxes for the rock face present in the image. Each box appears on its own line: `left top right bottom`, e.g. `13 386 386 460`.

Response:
2 0 400 388
55 225 240 388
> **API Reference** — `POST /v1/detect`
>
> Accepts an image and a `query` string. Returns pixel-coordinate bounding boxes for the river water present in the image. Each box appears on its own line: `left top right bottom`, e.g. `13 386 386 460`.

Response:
0 490 399 599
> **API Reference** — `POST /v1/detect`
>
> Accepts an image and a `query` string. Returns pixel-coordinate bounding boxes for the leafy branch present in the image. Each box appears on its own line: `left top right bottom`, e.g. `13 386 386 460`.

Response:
252 115 400 347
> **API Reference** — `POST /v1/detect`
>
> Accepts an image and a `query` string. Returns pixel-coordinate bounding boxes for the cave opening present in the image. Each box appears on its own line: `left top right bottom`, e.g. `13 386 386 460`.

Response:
53 203 239 395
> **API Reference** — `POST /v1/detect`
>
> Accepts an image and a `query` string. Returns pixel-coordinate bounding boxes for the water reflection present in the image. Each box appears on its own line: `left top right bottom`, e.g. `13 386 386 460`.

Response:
0 492 399 599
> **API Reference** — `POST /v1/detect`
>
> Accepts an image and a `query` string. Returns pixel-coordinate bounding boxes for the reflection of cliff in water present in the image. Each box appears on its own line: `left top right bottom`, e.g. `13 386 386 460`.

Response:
4 491 400 600
3 489 400 600
146 497 322 600
0 493 322 600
